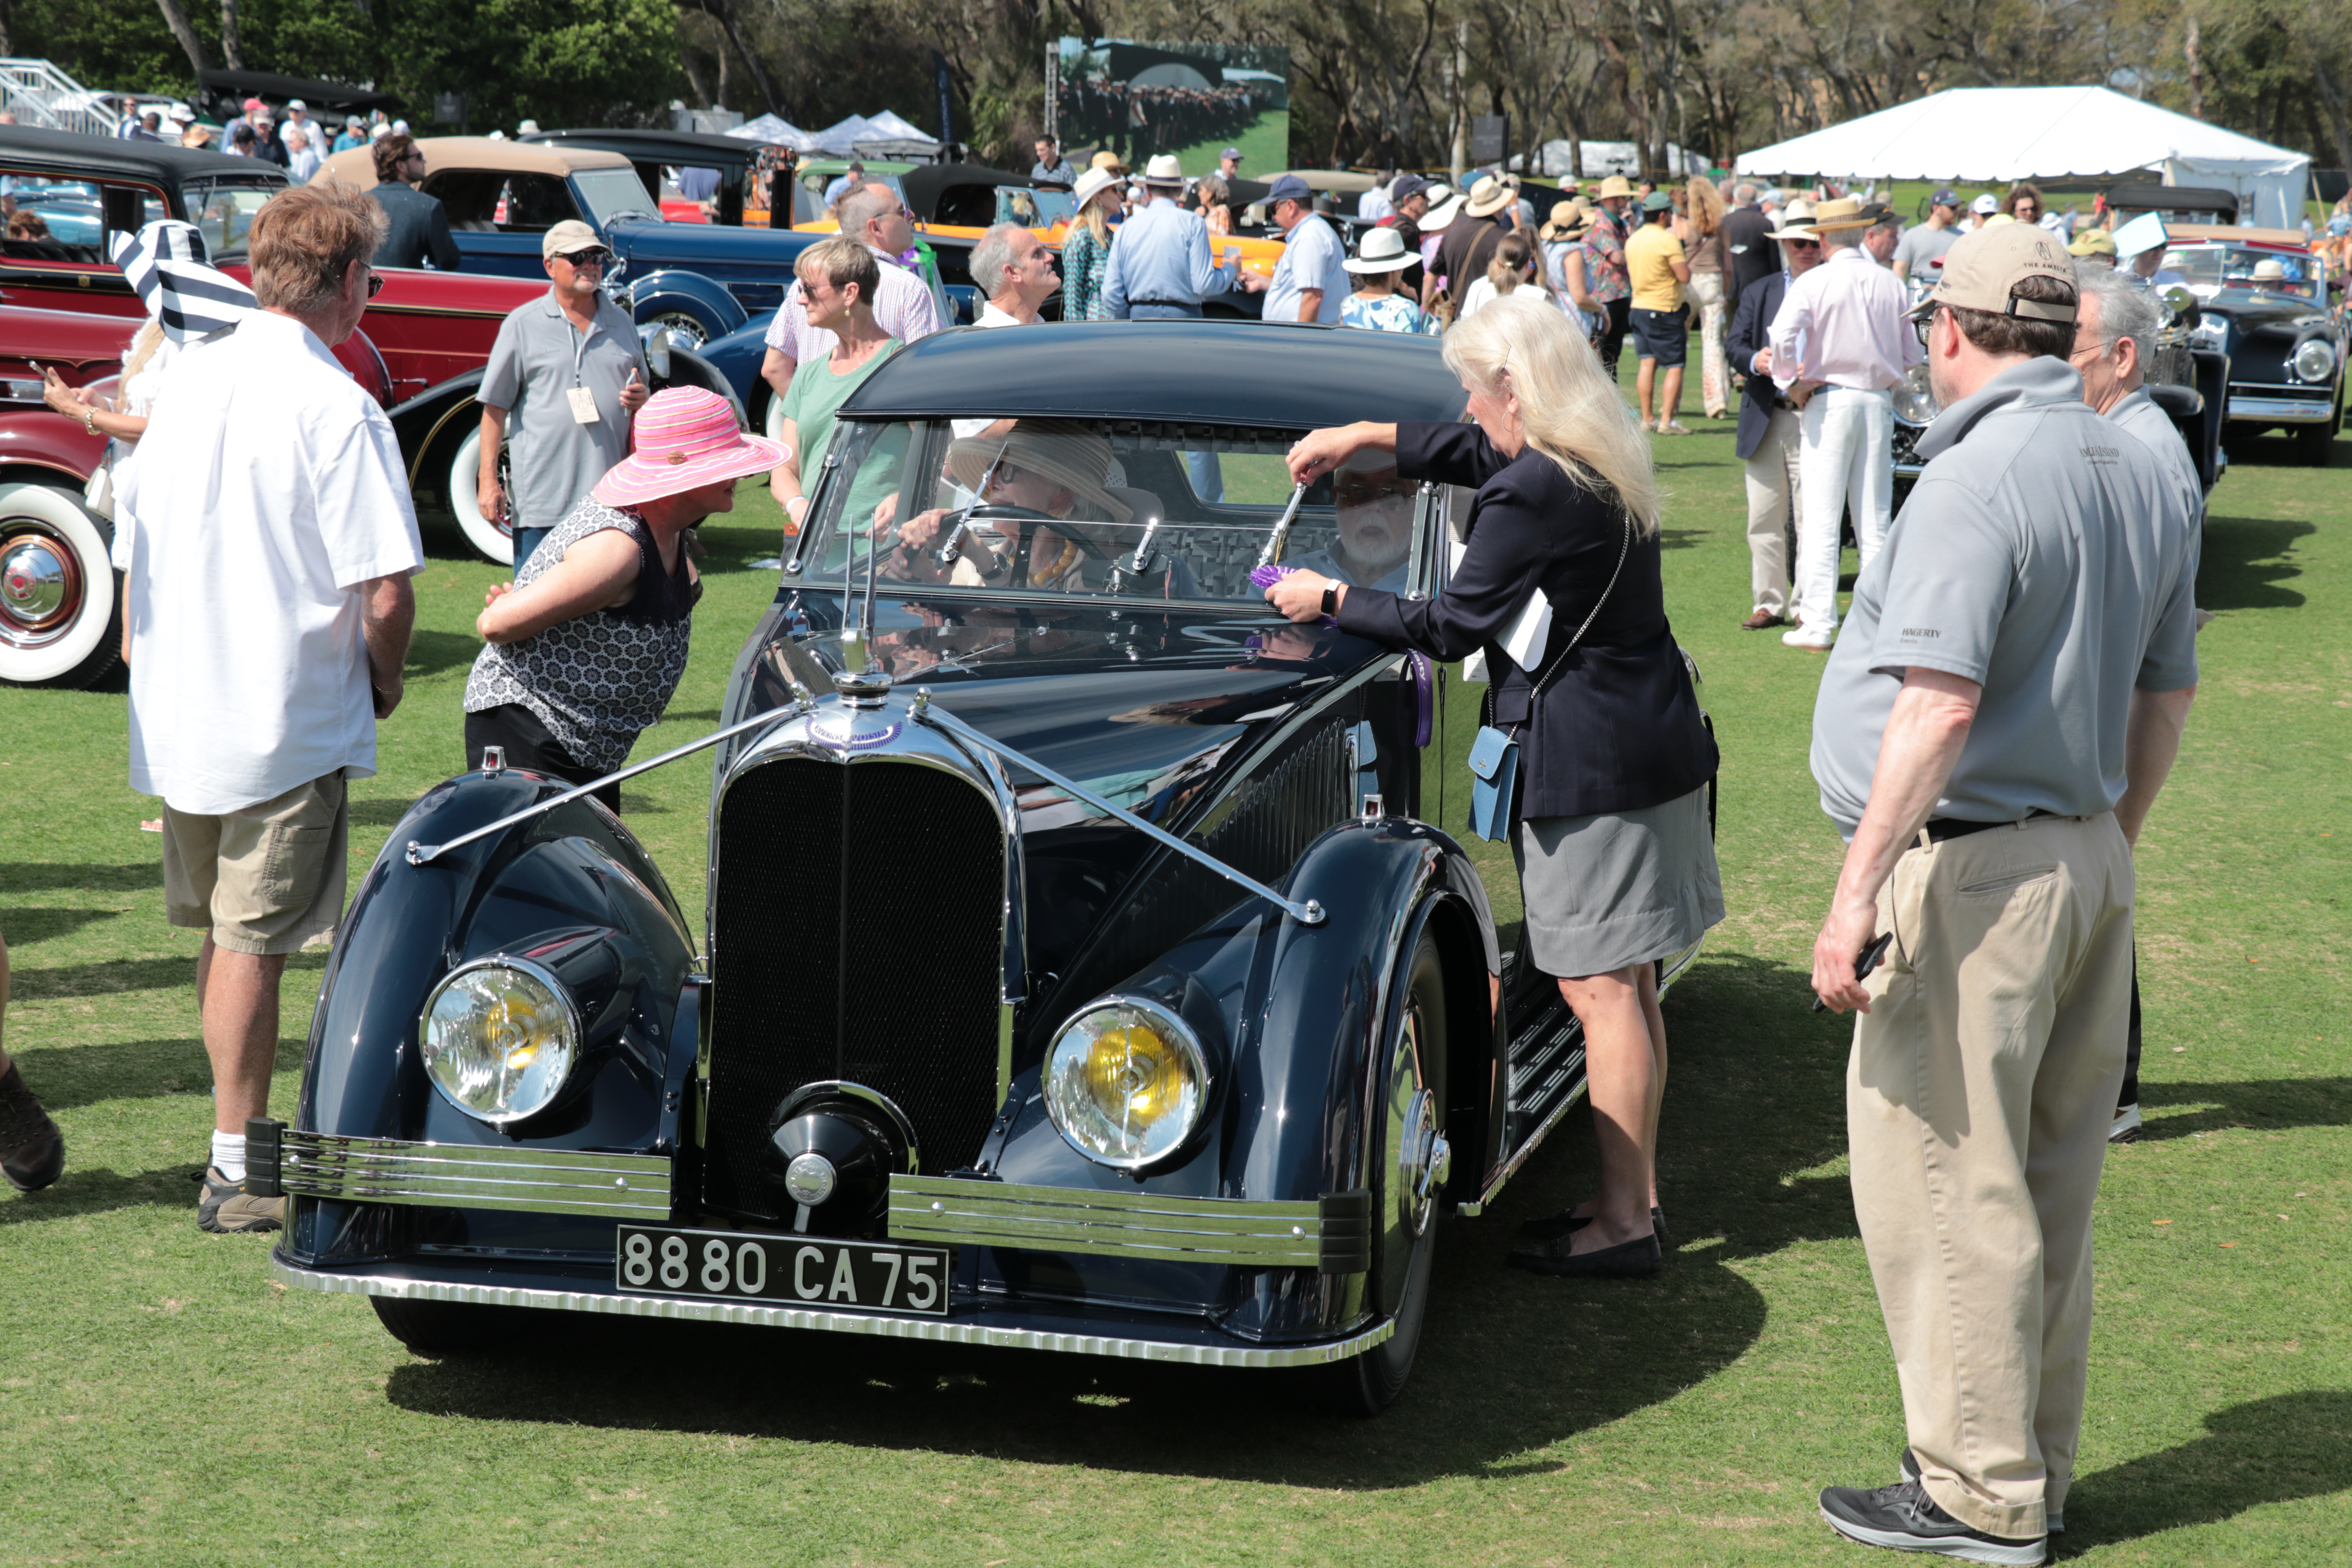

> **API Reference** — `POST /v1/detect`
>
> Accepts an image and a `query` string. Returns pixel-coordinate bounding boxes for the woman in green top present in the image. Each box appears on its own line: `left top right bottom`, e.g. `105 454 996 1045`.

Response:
1058 166 1122 323
772 235 900 537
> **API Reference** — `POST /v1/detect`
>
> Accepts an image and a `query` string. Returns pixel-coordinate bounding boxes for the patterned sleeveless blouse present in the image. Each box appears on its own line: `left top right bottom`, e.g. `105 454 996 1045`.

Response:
463 497 697 773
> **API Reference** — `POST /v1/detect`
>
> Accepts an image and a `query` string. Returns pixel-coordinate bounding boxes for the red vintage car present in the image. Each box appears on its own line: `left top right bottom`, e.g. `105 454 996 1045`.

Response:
0 307 127 688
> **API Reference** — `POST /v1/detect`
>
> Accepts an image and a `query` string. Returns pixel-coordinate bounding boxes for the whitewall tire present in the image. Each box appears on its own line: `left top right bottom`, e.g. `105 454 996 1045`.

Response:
447 424 515 567
0 481 123 688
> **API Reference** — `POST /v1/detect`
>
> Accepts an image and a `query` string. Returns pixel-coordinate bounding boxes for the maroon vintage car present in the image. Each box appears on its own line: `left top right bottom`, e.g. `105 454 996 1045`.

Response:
0 307 125 687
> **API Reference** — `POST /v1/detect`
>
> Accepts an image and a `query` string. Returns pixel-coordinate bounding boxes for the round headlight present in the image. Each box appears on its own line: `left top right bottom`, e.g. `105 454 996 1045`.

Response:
1043 998 1209 1169
1893 364 1938 426
2293 338 2336 383
418 958 581 1125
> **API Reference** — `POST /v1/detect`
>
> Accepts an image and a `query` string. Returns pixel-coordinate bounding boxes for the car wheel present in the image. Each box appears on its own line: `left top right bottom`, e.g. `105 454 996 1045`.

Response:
1316 927 1449 1418
644 310 709 351
2294 409 2339 466
446 424 515 566
0 481 124 689
370 1293 528 1357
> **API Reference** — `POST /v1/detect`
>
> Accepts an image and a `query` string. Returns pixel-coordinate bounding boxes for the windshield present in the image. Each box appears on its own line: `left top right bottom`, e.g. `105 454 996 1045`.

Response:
572 167 661 226
997 186 1076 227
803 418 1424 603
2165 245 2320 297
182 181 279 261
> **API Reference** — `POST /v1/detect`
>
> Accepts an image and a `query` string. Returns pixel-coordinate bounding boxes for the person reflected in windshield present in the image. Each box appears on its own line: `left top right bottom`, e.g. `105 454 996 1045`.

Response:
1288 450 1416 591
889 421 1132 589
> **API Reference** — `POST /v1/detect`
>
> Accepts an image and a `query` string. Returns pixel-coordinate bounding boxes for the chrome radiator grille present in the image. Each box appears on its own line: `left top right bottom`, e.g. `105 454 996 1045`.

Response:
706 757 1006 1221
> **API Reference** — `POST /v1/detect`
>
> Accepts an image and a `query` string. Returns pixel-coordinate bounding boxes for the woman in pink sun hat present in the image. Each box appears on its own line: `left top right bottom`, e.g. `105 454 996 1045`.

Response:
461 387 782 811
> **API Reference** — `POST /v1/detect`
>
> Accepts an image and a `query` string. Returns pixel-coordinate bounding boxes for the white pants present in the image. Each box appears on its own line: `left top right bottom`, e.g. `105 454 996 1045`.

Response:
1793 386 1894 633
1742 406 1802 616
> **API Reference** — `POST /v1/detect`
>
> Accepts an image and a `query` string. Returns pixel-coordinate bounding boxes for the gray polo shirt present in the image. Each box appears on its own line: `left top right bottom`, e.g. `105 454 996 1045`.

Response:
480 289 647 531
1893 222 1960 276
1811 356 2200 837
2108 385 2203 526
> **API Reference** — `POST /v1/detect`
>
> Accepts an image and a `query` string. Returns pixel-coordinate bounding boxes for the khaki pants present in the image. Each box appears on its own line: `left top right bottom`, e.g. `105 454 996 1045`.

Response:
1742 406 1801 616
161 773 349 956
1849 812 2134 1542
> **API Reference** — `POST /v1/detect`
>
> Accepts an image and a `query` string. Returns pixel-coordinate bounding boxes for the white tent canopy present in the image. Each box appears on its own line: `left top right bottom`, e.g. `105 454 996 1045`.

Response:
1735 86 2311 229
726 113 820 152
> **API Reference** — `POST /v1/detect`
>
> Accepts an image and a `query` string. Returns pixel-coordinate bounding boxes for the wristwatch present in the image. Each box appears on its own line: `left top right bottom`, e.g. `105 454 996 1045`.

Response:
1320 583 1339 617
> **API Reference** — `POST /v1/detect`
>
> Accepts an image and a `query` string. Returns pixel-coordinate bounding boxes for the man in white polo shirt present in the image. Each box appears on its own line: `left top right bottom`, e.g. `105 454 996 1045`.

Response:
113 183 423 1235
760 181 940 402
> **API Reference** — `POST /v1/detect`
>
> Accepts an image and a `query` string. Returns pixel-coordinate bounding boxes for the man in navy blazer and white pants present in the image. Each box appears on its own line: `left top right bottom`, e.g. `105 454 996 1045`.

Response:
1726 203 1820 632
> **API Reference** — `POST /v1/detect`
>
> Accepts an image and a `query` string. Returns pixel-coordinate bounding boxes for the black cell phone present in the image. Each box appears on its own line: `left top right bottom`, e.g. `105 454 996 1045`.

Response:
1813 931 1895 1012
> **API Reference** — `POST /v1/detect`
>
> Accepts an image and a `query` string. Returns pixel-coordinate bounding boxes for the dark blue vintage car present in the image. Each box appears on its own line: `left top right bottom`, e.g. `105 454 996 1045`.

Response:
258 322 1712 1413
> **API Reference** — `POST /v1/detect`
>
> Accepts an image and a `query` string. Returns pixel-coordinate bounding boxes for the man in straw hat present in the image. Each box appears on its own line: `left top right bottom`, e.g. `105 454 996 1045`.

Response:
110 183 424 1235
1583 174 1639 373
1766 193 1920 650
887 421 1135 592
465 387 779 808
1726 199 1821 631
1805 222 2198 1565
1102 154 1242 319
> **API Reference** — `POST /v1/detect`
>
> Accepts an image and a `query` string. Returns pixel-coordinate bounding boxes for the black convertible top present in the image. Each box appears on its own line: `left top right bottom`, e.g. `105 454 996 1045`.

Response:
194 69 401 115
2105 183 2238 220
840 319 1470 427
897 163 1038 218
0 124 291 186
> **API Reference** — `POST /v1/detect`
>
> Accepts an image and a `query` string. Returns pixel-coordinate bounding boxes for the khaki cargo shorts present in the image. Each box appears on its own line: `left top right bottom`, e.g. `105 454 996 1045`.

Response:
160 773 350 956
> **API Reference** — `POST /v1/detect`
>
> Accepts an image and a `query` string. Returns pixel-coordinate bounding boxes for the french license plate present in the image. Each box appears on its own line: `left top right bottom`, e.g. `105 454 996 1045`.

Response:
615 1225 951 1316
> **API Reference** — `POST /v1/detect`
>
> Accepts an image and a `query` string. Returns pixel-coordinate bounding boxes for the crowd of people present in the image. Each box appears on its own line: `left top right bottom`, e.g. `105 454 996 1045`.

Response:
1052 76 1272 168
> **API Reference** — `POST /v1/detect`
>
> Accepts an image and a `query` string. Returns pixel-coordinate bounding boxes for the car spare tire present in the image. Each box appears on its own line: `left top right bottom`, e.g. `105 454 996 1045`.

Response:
0 481 125 690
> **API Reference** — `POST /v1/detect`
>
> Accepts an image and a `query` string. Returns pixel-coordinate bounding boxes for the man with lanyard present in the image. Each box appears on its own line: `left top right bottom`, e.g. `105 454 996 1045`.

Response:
1247 172 1347 324
2071 261 2206 1147
1726 201 1821 631
478 220 650 572
1101 155 1240 319
1583 175 1637 374
760 181 940 399
1894 189 1964 283
1806 221 2197 1567
1767 195 1919 650
1031 136 1077 187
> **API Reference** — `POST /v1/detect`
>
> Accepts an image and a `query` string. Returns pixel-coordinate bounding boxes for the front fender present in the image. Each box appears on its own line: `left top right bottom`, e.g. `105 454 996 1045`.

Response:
299 770 696 1158
627 269 751 340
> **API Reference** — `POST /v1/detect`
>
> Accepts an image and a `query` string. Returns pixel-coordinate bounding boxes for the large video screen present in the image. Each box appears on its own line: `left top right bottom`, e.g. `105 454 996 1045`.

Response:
1053 39 1290 180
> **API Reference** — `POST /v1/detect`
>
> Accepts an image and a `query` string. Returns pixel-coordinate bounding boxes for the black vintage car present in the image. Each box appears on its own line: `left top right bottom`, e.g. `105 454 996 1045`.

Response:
2160 224 2347 465
260 321 1711 1413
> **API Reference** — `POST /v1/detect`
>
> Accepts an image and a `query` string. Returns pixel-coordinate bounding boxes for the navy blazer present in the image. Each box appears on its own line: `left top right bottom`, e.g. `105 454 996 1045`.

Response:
369 182 463 272
1336 422 1717 820
1726 271 1789 461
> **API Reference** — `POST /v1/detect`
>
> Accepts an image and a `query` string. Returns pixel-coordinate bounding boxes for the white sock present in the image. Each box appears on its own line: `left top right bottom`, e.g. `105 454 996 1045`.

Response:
211 1131 247 1183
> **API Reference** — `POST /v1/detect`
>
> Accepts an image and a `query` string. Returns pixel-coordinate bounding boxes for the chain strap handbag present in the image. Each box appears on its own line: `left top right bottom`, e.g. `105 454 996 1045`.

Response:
1466 511 1635 842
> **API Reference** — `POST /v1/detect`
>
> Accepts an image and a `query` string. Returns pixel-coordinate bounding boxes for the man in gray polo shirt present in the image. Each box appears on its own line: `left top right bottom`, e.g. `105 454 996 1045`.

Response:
1805 224 2199 1565
479 220 649 572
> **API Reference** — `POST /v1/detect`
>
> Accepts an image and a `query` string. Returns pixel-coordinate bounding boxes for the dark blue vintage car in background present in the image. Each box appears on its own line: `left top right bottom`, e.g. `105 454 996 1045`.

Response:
257 322 1713 1414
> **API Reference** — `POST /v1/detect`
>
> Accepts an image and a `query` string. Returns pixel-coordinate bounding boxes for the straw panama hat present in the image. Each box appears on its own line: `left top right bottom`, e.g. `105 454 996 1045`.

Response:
2067 228 2117 257
1463 176 1515 218
1420 187 1464 232
1539 200 1590 241
1804 196 1876 233
1088 149 1127 175
1765 199 1817 240
1072 165 1121 209
593 388 786 507
1344 227 1417 273
1142 154 1185 187
943 421 1132 524
1596 175 1636 200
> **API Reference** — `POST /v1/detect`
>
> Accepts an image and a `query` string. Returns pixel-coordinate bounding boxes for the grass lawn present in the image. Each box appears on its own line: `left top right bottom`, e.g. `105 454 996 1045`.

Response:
1 373 2346 1565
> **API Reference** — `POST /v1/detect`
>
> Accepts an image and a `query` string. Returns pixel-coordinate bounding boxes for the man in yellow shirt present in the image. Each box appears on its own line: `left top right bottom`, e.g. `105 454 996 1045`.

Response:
1625 190 1692 433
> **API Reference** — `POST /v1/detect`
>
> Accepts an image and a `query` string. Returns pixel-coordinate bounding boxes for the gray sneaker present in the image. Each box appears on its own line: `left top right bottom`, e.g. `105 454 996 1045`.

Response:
197 1164 286 1234
0 1062 65 1192
1899 1451 2062 1533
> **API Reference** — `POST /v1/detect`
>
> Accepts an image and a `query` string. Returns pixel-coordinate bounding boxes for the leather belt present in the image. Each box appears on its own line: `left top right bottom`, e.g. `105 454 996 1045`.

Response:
1923 809 2058 843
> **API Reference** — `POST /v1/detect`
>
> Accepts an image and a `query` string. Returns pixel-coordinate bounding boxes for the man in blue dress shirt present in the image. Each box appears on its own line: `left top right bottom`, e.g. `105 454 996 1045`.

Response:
1101 156 1241 319
1255 173 1349 324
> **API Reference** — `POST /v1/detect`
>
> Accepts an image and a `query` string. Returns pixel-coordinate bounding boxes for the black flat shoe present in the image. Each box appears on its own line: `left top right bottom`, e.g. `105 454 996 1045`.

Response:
1518 1203 1669 1249
1507 1230 1662 1278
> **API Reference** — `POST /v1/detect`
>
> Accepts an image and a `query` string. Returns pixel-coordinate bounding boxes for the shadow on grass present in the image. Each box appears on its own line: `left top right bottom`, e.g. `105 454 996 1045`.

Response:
2062 1390 2352 1553
12 949 325 1000
9 1035 221 1112
0 906 126 944
2198 515 2313 612
0 863 162 893
404 628 484 681
348 797 423 828
2132 1076 2351 1142
0 1161 202 1226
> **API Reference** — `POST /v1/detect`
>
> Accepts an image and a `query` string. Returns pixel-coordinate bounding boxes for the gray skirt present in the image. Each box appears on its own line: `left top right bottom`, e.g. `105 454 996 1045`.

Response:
1512 783 1724 978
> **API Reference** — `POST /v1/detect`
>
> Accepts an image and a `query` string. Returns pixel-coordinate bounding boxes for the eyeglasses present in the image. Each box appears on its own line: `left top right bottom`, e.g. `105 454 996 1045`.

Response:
1912 306 1943 348
359 265 384 299
558 248 613 267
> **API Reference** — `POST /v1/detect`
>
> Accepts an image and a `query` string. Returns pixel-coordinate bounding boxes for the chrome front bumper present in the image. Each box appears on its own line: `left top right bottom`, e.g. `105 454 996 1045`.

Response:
269 1255 1394 1367
263 1128 672 1221
886 1174 1371 1272
2227 394 2336 424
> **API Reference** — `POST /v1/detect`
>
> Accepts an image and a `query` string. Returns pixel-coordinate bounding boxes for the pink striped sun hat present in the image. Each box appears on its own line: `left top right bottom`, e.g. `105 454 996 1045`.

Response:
594 387 784 507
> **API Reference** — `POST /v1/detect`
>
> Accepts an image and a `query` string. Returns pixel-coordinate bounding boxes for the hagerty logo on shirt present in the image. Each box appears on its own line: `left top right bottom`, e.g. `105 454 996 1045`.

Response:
1900 627 1942 639
2081 444 2122 465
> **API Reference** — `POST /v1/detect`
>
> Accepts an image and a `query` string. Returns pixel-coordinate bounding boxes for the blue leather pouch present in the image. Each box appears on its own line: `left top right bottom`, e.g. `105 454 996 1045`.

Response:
1466 724 1519 842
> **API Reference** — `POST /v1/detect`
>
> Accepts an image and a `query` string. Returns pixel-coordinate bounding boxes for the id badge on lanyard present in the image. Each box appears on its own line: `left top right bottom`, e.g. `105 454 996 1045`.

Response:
566 321 600 424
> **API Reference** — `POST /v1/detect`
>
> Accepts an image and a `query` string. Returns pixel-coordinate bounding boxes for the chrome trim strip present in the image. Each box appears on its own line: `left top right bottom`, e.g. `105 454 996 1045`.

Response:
914 699 1327 927
2226 395 2336 423
888 1174 1327 1267
270 1256 1393 1367
278 1132 672 1219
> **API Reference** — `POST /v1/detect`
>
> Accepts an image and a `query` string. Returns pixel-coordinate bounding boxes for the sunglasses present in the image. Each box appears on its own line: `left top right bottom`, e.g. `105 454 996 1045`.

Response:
558 248 613 267
357 265 384 299
1786 238 1820 250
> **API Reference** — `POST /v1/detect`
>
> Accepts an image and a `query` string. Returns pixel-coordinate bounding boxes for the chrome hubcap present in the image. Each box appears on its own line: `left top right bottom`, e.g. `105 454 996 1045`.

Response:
0 528 82 642
1396 1087 1449 1237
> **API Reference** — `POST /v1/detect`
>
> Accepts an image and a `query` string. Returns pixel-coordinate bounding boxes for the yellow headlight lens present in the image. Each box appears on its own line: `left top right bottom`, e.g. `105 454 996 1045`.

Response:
1044 999 1209 1168
418 961 579 1125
